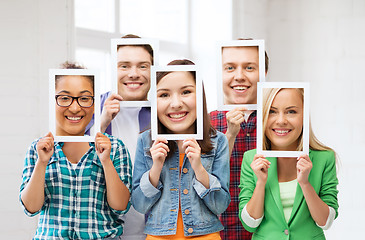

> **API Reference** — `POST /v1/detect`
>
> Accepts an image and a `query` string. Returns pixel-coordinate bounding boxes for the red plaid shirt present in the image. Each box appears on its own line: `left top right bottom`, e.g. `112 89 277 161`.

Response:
210 110 256 240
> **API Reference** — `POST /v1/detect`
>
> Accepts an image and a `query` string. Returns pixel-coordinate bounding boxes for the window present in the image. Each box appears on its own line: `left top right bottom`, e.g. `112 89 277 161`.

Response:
74 0 233 111
75 0 115 33
75 48 112 93
120 0 188 44
75 0 189 93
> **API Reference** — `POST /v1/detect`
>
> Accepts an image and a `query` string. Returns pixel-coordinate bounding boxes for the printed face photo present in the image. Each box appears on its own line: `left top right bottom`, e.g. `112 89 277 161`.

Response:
49 69 100 142
157 71 197 135
117 46 151 101
265 88 304 151
111 38 159 107
150 65 203 140
217 40 266 110
222 46 260 105
257 82 310 158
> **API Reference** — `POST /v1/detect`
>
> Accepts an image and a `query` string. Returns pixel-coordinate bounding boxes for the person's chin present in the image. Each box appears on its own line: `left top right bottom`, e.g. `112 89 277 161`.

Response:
233 96 256 104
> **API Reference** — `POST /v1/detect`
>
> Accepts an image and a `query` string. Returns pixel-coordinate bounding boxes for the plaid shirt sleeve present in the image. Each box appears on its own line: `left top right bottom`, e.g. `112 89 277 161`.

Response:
19 139 49 217
209 110 227 133
107 134 133 215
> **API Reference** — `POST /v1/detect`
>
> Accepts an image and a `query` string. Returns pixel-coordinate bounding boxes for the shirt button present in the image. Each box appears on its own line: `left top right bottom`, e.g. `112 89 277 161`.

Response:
182 168 188 174
184 209 190 215
247 133 250 137
183 189 189 194
188 228 193 233
284 229 289 235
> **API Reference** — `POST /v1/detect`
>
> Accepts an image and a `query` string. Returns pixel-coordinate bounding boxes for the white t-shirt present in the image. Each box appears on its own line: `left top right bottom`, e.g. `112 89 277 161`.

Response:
112 106 141 166
111 106 146 240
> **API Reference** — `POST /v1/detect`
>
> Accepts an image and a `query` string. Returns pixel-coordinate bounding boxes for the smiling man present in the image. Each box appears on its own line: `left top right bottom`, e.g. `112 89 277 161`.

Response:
222 46 260 105
108 35 153 240
210 39 269 240
116 43 153 101
86 34 154 240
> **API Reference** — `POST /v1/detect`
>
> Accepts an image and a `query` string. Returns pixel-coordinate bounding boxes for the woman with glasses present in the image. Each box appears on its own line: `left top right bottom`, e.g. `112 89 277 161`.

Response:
19 62 132 239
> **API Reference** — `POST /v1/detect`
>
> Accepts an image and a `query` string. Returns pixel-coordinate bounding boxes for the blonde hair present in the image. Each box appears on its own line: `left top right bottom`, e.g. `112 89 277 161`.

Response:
262 88 334 153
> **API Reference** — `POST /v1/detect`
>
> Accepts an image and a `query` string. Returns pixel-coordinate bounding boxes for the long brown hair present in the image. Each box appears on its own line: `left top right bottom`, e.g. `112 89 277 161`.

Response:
153 59 216 157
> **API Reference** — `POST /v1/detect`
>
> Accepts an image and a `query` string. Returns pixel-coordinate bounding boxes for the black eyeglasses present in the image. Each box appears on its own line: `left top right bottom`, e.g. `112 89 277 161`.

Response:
55 95 94 108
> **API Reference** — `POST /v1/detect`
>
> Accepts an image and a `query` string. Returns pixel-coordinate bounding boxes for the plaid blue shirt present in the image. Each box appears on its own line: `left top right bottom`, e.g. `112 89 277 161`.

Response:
20 133 132 240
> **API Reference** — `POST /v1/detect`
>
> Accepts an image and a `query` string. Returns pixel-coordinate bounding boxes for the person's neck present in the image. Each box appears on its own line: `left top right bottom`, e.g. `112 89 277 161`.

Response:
277 157 297 182
177 140 184 153
62 142 90 164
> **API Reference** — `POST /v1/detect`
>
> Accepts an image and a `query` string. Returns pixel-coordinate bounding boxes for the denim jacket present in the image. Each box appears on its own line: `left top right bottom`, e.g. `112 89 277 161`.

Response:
131 130 230 236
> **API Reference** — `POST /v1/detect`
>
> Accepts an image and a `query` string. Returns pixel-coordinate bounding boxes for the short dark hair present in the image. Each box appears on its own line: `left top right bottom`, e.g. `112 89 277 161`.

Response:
117 34 154 64
59 61 85 69
223 38 269 73
55 61 94 89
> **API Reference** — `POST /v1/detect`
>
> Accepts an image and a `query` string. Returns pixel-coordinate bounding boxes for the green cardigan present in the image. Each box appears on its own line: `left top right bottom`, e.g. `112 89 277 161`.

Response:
238 149 339 240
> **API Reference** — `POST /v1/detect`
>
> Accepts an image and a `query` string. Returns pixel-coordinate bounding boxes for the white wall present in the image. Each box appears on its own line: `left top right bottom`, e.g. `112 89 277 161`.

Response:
234 0 365 238
190 0 233 112
0 0 72 238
